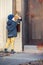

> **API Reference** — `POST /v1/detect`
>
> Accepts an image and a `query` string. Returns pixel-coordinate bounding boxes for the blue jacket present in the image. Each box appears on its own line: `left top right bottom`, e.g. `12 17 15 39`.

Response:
7 14 21 38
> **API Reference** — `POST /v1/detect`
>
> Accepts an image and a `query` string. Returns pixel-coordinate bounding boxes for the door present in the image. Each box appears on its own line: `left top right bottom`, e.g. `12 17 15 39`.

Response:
22 0 43 45
29 0 43 45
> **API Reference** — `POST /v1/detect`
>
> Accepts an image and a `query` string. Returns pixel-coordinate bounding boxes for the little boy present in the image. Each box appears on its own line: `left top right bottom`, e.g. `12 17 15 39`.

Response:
4 13 22 53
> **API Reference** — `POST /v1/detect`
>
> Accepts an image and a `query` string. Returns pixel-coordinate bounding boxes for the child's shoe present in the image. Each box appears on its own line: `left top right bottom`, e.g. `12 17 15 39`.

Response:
11 49 16 54
4 48 9 53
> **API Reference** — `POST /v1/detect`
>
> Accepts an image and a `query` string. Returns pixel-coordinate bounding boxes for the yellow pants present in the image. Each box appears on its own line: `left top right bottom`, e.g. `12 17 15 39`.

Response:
5 37 15 50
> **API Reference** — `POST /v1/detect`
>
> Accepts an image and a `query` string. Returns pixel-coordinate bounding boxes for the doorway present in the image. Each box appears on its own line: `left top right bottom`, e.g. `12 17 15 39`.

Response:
22 0 43 46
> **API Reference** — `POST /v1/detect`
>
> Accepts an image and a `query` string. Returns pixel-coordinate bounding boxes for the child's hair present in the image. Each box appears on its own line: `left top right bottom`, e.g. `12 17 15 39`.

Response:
14 13 20 21
14 11 22 21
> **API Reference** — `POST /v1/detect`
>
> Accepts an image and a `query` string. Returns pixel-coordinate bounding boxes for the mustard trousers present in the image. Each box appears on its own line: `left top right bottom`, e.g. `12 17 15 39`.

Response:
5 37 15 50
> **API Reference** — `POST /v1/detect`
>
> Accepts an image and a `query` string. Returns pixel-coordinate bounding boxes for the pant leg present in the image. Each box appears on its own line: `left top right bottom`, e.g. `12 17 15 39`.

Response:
5 38 11 49
11 37 15 50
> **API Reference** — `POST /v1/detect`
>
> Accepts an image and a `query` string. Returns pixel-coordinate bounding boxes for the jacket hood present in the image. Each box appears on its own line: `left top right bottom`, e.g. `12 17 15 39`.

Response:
8 14 14 20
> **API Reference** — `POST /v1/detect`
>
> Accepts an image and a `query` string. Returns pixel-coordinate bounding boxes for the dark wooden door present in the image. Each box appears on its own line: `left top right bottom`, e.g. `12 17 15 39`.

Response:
29 0 43 45
22 0 43 45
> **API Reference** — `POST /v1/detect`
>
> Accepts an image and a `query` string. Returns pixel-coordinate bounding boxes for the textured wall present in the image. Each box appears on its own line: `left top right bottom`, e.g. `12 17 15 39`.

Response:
0 0 12 50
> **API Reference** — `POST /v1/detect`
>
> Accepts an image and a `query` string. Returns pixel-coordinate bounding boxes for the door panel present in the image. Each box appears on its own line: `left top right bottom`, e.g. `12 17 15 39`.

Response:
29 0 43 44
23 0 43 45
29 0 43 40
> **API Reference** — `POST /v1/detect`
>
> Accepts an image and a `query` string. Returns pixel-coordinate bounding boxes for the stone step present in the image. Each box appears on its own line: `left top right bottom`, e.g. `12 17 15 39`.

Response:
24 45 43 53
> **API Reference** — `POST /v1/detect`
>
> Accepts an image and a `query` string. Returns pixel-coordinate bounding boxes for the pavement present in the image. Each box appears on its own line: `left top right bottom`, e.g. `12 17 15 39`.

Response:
0 52 43 65
0 45 43 65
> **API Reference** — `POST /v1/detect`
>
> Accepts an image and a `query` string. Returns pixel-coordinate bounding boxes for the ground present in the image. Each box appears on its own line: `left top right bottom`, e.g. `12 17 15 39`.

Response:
0 52 43 65
0 45 43 65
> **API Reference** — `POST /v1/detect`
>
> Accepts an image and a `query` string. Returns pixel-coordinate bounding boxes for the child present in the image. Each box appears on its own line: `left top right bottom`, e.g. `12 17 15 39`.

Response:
4 13 22 54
